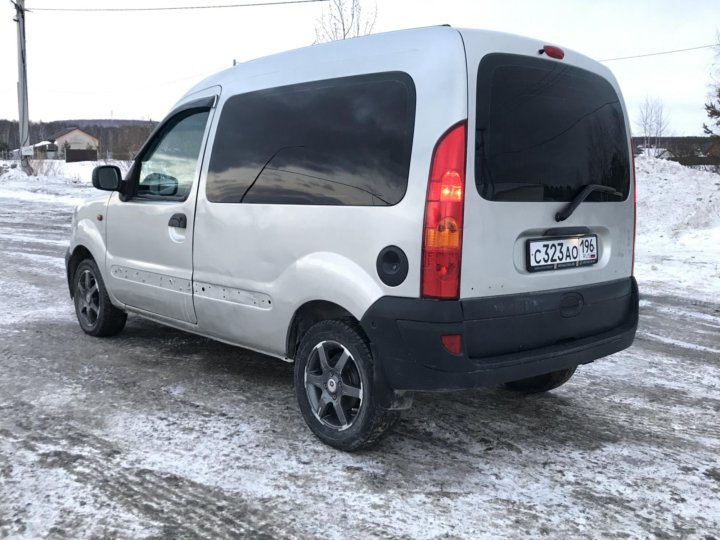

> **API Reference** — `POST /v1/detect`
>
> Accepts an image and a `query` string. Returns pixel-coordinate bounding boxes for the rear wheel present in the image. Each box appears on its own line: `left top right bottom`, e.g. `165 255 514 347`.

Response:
73 259 127 337
503 367 577 394
294 319 399 451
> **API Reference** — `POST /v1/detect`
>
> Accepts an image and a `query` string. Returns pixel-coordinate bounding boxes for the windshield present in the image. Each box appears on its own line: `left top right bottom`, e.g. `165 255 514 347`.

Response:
475 53 630 202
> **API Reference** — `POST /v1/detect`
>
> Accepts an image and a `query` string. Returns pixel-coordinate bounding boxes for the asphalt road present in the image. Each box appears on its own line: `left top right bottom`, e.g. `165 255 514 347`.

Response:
1 195 719 539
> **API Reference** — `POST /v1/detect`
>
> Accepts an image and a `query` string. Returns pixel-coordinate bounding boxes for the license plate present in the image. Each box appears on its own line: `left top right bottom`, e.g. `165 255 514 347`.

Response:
526 235 598 272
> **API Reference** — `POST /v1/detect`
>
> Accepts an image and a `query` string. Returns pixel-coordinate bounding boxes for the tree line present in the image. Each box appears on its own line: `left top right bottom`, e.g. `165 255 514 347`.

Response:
0 119 157 160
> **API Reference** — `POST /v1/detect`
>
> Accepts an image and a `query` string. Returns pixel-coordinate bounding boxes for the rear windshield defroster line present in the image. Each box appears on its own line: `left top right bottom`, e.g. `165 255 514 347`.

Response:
475 53 630 203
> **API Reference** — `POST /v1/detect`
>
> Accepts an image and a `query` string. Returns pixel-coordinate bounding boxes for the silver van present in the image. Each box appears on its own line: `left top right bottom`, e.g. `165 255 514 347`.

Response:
66 26 638 450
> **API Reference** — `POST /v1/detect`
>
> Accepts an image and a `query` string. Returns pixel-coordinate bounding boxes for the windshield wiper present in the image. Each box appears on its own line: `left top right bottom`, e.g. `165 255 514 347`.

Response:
555 184 623 222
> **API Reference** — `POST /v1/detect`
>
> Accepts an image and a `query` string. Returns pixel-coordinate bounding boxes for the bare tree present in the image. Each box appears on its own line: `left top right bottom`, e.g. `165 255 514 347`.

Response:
314 0 377 43
635 96 670 157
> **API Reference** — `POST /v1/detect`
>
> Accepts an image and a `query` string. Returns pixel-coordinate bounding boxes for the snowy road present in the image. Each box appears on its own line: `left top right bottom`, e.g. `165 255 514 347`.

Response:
1 192 719 538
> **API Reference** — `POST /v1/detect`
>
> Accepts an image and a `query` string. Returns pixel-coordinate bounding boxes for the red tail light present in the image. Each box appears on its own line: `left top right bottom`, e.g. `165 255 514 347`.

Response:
421 121 467 299
440 334 463 355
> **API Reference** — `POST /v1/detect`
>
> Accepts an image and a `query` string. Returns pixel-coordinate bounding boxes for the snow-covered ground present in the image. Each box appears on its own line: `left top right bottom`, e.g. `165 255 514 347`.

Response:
2 156 718 299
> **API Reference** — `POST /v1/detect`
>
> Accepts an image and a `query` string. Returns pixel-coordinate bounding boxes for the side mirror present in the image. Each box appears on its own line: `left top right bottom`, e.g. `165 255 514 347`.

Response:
141 172 178 196
92 165 122 191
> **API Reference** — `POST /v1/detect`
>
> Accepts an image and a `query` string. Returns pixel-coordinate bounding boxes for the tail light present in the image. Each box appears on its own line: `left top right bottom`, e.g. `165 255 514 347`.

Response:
440 334 463 355
421 121 467 299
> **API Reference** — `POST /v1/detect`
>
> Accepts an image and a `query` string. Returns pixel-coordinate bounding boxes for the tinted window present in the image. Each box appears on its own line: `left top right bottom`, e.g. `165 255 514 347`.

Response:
136 110 210 201
207 72 416 205
476 54 630 202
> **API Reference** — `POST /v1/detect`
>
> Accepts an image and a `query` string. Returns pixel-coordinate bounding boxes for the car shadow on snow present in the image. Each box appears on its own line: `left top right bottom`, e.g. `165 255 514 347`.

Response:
111 316 295 384
83 316 646 469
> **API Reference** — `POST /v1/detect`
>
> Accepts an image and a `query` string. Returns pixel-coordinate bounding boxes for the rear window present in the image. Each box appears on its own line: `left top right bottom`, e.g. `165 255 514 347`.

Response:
206 72 416 205
475 53 630 202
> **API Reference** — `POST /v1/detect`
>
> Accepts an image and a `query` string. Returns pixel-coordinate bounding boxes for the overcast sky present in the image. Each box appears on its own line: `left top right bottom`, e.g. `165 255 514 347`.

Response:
1 0 717 135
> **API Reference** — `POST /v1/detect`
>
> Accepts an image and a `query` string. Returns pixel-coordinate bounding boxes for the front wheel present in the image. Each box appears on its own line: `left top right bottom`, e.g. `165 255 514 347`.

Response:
73 259 127 337
294 319 399 451
503 367 577 394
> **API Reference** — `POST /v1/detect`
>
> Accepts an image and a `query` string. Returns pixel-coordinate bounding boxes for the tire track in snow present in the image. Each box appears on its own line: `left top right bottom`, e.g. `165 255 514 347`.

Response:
1 400 302 539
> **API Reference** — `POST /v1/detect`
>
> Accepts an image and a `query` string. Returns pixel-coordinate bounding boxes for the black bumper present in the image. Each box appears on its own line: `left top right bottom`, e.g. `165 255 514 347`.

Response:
360 277 638 393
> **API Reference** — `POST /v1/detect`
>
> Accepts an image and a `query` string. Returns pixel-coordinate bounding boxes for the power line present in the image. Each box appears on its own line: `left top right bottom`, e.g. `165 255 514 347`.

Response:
33 69 219 95
27 0 328 12
600 43 717 62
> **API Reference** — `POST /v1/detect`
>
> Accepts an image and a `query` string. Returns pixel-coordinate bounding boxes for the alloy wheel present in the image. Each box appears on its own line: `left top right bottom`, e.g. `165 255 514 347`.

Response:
76 269 100 328
304 340 363 431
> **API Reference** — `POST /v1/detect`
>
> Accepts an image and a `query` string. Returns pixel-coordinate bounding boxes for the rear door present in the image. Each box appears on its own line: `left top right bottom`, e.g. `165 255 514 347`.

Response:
460 32 634 298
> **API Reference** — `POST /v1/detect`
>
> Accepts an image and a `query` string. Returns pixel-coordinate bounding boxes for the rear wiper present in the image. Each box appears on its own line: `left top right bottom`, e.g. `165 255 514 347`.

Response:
555 184 623 222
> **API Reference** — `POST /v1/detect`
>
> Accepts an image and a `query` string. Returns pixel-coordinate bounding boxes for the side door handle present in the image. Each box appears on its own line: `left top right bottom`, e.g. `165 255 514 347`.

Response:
168 213 187 229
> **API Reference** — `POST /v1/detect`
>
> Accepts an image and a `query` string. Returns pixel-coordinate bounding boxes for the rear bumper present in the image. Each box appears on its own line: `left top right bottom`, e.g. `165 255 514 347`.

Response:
360 277 638 393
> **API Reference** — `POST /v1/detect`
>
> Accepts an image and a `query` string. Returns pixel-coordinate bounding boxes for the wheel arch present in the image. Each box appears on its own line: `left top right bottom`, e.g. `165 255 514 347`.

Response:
286 300 364 360
274 251 383 359
67 202 109 298
66 244 97 298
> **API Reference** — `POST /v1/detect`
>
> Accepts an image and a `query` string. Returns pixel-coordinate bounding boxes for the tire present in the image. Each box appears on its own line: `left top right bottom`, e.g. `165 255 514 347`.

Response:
73 259 127 337
503 366 577 394
294 319 400 451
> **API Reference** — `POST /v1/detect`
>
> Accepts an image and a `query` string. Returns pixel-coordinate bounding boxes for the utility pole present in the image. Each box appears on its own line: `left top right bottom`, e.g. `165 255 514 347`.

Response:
13 0 32 174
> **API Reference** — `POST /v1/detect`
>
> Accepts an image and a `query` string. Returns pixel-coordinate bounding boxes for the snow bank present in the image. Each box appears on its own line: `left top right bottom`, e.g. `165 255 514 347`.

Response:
30 159 129 181
0 160 131 205
636 156 720 233
634 156 720 298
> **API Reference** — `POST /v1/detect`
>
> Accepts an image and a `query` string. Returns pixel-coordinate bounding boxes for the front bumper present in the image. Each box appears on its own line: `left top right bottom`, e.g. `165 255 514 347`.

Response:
360 277 638 394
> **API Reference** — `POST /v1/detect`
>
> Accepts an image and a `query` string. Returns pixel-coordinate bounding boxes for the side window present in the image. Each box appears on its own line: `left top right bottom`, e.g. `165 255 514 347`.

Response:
206 72 416 206
136 110 210 201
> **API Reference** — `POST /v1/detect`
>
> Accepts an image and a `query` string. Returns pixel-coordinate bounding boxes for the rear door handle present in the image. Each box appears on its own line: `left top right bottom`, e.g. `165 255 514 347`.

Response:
168 213 187 229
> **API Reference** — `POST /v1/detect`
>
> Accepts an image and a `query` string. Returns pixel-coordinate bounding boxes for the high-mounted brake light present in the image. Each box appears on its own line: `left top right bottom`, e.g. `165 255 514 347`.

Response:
421 121 467 299
539 45 565 60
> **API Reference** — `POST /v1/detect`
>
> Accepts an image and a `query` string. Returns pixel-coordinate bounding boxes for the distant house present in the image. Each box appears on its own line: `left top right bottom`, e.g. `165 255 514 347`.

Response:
32 140 58 159
633 144 674 159
700 140 720 158
631 136 720 166
33 127 99 162
654 148 676 160
49 127 99 151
